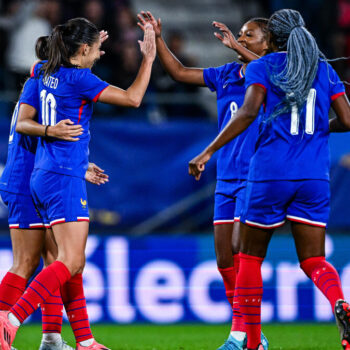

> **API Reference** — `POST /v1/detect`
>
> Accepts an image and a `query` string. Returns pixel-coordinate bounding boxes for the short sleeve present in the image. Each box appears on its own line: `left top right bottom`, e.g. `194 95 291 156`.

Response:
245 59 268 93
327 64 345 101
203 63 236 92
76 69 109 102
20 78 39 110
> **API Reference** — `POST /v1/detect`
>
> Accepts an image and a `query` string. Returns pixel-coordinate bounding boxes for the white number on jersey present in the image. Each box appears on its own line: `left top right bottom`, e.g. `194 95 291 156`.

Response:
40 89 57 126
8 102 19 144
230 101 238 119
290 88 316 135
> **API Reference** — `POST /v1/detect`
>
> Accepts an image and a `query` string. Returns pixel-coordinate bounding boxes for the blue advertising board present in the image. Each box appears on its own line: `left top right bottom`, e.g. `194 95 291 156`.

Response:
0 233 349 324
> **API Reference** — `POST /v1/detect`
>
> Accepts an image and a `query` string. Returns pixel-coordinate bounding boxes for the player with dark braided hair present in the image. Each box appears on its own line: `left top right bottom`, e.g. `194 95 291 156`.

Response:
189 9 350 350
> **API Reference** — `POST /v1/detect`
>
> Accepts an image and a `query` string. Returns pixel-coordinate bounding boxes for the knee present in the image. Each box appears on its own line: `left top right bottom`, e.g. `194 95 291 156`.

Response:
59 254 86 276
10 254 41 279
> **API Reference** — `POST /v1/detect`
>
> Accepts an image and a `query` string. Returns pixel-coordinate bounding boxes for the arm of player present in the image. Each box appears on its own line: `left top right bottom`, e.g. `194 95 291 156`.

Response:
16 103 83 141
97 24 156 107
212 21 260 62
329 94 350 132
188 84 265 180
85 162 109 185
137 11 205 86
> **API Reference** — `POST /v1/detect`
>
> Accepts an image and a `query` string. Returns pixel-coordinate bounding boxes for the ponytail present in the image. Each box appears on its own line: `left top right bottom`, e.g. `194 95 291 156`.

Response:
41 18 99 78
267 9 320 119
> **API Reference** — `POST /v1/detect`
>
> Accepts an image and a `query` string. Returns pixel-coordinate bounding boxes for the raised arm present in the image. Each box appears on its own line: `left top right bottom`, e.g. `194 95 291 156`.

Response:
138 11 205 86
212 21 260 62
188 85 265 180
97 24 156 107
16 104 83 141
329 94 350 132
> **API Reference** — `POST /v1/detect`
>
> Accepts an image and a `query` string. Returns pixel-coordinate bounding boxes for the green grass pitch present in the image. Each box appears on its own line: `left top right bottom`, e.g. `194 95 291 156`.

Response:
13 323 341 350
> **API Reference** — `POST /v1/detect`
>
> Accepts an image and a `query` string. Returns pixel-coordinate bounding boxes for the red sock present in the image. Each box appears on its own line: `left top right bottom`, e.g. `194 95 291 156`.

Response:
61 274 93 343
41 288 64 334
300 256 344 310
231 254 245 332
10 261 71 323
0 272 27 310
236 253 263 349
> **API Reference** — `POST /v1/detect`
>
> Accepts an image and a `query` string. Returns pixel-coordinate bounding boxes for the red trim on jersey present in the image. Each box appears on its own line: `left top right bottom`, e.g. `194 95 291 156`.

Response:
251 83 267 93
50 219 66 226
29 224 46 228
213 220 235 226
30 63 38 78
92 86 109 103
331 91 345 101
78 100 88 124
287 217 326 228
9 224 20 229
77 218 90 222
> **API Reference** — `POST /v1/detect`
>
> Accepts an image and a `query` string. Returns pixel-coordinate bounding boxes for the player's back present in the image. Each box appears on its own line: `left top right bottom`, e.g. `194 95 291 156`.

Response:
0 78 39 195
245 52 345 181
33 62 108 178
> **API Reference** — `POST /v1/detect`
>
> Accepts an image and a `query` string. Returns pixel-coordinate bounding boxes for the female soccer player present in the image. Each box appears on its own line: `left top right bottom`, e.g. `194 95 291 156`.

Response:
0 35 108 350
137 11 269 350
0 17 156 350
188 9 350 350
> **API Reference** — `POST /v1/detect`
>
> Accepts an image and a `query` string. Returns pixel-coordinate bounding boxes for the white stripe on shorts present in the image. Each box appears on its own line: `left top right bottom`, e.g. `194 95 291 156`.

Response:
245 219 285 229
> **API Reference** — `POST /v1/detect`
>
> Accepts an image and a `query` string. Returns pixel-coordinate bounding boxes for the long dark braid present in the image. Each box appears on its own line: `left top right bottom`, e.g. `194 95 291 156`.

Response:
267 9 321 119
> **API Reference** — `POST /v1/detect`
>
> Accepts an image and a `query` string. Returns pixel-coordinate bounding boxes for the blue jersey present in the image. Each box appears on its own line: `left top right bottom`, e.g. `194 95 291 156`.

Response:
0 78 39 195
33 62 109 178
245 52 345 181
203 62 259 180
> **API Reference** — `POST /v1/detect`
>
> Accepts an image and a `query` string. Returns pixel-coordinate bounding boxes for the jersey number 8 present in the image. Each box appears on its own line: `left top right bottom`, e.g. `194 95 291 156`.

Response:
40 89 57 126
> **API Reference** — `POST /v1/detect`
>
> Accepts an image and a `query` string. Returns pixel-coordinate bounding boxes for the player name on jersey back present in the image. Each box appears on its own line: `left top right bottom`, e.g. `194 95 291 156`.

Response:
43 75 59 89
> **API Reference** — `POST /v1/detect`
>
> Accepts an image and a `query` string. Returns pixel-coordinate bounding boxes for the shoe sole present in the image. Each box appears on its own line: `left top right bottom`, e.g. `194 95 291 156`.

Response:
335 300 350 349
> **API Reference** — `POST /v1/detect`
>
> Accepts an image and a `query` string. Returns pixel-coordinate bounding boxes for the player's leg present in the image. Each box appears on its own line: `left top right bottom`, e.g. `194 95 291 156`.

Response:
288 179 350 350
0 191 45 311
39 228 74 350
214 181 246 349
236 180 289 350
0 228 44 310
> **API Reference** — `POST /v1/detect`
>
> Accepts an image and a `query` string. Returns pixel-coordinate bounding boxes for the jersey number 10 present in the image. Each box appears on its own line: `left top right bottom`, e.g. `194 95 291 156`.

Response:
290 88 316 135
40 89 57 126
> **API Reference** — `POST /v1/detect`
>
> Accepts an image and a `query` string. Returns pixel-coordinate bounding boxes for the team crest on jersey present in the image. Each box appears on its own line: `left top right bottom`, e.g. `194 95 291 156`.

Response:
81 198 87 209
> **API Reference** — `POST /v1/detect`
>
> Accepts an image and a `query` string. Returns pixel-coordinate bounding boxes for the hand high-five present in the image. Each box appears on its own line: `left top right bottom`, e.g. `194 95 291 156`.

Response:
137 11 162 38
212 21 237 50
138 22 156 62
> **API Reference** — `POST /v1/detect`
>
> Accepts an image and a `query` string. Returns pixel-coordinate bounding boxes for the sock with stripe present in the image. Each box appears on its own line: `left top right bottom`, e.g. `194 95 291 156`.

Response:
218 265 245 333
10 261 71 324
0 272 27 310
235 252 264 349
231 253 245 333
300 256 344 310
60 273 93 344
41 287 64 336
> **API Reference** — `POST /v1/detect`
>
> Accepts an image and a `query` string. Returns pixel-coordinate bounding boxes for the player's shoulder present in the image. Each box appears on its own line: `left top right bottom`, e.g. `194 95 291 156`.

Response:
65 67 96 84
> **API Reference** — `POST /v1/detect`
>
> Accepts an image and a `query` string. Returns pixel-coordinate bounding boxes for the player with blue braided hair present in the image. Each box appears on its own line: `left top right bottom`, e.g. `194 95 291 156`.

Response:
189 8 350 350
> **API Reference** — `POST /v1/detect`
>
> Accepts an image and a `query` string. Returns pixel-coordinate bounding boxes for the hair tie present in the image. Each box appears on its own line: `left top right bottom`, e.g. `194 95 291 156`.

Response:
291 24 302 31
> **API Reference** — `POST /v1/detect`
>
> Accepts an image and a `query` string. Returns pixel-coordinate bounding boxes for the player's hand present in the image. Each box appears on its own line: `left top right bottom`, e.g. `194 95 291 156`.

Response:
47 119 83 141
213 21 237 50
85 163 109 185
137 11 162 38
188 150 212 181
138 23 156 62
99 30 108 56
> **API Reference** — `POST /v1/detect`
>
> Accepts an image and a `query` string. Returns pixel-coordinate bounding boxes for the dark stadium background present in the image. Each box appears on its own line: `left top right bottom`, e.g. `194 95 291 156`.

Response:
0 0 349 326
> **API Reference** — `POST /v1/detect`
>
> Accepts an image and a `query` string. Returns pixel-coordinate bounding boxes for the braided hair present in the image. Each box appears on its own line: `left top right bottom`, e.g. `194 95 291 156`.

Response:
267 9 321 119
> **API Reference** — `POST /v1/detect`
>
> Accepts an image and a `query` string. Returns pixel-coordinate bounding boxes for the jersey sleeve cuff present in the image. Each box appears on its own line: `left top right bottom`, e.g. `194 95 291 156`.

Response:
92 85 109 103
331 91 345 101
250 83 267 93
